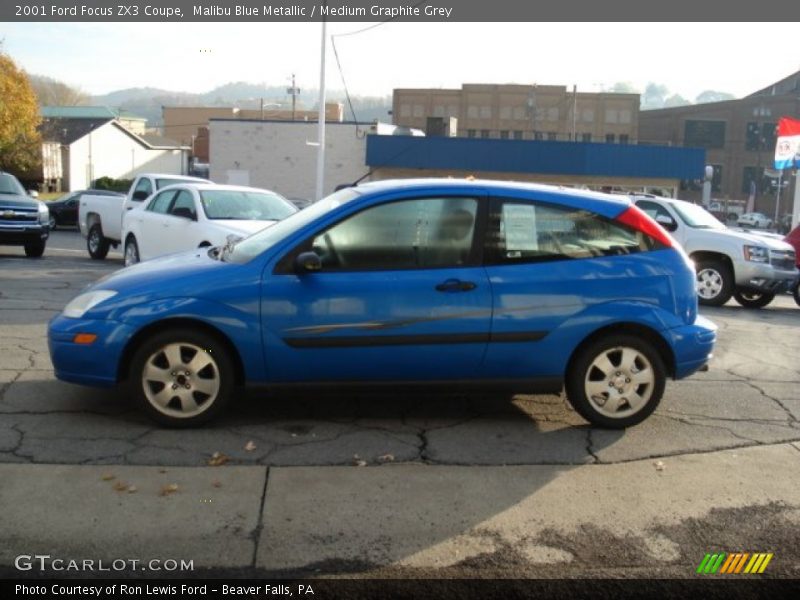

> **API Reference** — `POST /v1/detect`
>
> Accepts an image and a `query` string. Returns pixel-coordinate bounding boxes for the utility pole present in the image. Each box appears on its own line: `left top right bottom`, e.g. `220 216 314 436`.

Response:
287 73 300 121
572 84 577 142
315 14 327 202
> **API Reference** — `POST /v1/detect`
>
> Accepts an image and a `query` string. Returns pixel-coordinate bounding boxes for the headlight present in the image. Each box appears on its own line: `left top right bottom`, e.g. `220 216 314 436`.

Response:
63 290 118 318
743 245 769 263
37 201 49 225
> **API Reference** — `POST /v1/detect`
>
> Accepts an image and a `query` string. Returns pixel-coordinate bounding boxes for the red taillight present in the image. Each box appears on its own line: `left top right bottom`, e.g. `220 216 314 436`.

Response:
615 205 674 248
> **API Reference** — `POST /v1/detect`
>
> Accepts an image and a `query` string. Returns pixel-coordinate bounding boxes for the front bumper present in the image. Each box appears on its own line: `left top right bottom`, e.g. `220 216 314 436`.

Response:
48 314 136 387
0 224 49 245
669 315 717 379
735 262 799 294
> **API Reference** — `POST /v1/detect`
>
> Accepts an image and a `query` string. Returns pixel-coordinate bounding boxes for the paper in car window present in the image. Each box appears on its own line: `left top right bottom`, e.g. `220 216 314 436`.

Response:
503 204 538 253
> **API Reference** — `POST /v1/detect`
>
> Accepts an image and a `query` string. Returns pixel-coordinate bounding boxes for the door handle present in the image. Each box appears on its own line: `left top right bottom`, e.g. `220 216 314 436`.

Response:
435 279 476 292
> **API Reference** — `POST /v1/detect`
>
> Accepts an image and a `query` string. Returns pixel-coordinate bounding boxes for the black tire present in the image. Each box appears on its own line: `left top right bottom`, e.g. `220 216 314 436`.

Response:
48 216 57 230
566 334 666 429
87 224 110 260
24 240 46 258
129 328 235 427
695 258 734 306
733 288 775 309
124 236 140 267
793 281 800 308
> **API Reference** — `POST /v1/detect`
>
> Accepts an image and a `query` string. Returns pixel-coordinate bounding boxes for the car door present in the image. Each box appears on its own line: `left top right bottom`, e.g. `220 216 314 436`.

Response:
136 189 178 260
161 189 201 254
63 194 80 225
259 194 492 383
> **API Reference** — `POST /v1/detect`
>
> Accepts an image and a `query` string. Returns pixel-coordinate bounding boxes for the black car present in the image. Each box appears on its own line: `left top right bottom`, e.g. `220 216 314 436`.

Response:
0 172 49 257
47 189 124 230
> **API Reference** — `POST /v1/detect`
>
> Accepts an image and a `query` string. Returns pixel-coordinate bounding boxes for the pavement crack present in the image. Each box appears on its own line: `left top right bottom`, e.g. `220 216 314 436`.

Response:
249 467 270 568
0 371 23 402
741 381 798 423
585 429 600 464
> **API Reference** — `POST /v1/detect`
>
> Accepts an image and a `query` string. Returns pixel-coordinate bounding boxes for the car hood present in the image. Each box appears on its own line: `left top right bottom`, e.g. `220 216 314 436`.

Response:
0 194 39 208
209 219 277 236
713 227 795 251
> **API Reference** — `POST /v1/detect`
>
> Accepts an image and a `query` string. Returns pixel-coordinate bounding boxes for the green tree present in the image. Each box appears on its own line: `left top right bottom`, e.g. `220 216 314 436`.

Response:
0 51 41 174
608 82 639 94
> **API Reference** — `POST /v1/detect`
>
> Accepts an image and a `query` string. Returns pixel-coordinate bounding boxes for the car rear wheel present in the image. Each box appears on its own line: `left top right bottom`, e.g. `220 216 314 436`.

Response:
24 240 46 258
566 334 666 429
124 236 140 267
695 259 733 306
733 288 775 309
792 281 800 307
48 216 57 230
129 328 234 427
87 224 110 260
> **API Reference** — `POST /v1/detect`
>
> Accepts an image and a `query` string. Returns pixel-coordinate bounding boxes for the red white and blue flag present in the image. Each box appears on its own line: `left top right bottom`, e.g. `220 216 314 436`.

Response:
774 116 800 169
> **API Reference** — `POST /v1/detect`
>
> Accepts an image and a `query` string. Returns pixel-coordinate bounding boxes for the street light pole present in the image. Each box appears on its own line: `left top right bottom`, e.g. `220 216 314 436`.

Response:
315 15 327 202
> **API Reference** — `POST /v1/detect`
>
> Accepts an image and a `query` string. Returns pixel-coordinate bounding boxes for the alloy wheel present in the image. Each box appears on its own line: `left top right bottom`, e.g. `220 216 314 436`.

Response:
584 346 655 419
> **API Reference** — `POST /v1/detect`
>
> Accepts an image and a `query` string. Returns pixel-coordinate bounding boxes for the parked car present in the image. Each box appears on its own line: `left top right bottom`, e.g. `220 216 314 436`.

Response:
0 171 49 257
47 189 124 230
121 184 297 266
633 197 797 308
49 179 716 429
783 224 800 306
737 212 773 229
79 173 210 260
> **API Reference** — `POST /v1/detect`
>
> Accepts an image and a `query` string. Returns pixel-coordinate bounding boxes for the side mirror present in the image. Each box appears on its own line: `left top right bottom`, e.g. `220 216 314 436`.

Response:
655 214 678 232
295 251 322 273
132 190 149 201
172 207 196 220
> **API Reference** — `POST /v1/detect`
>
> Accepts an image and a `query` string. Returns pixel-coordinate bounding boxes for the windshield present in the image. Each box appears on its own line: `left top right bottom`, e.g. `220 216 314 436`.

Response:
156 178 206 190
672 201 726 230
0 173 27 196
200 190 297 221
227 187 362 264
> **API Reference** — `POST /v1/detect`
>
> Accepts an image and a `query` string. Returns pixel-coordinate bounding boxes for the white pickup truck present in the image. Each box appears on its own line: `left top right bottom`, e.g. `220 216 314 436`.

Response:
632 195 798 308
78 173 209 259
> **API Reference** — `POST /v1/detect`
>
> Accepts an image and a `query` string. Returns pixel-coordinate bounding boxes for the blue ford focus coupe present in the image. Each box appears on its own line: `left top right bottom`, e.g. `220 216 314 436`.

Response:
48 179 716 428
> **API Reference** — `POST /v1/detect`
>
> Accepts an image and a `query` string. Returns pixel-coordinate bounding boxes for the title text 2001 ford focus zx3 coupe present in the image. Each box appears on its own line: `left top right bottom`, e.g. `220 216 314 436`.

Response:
49 180 716 428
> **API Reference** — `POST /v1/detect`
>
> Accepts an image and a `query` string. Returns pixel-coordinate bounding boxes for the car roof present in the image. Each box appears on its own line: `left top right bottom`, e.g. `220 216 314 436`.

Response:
348 178 632 216
159 183 286 195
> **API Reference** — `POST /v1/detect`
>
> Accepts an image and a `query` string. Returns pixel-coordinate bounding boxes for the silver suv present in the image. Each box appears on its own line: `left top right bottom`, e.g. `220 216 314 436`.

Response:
633 196 798 308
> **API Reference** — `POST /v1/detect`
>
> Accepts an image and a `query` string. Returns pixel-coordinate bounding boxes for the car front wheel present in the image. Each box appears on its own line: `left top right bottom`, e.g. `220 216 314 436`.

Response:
129 328 235 427
792 281 800 307
566 334 666 429
124 236 140 267
733 288 775 309
24 240 46 258
695 259 734 306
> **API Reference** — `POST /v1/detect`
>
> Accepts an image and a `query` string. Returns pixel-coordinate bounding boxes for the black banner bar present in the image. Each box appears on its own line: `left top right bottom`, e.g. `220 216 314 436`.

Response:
3 0 800 22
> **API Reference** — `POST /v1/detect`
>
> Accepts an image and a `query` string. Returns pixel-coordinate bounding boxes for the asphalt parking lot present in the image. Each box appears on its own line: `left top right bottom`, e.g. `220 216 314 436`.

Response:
1 229 799 578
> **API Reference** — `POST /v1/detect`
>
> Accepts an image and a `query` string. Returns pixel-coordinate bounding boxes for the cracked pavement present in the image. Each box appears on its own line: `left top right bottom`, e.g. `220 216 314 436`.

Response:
1 231 799 468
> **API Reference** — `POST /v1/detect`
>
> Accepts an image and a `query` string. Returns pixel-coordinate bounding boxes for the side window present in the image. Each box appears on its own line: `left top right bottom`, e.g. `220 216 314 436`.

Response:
303 197 479 271
487 199 651 264
147 190 177 214
132 178 153 201
636 200 672 223
169 190 197 219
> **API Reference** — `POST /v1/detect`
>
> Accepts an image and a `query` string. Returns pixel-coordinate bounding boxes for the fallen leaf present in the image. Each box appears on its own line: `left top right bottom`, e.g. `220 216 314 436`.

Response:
654 460 665 471
208 452 230 467
378 454 395 462
127 485 138 494
244 440 257 452
160 483 179 497
212 480 222 488
355 460 367 467
112 481 129 492
159 469 167 474
101 474 116 481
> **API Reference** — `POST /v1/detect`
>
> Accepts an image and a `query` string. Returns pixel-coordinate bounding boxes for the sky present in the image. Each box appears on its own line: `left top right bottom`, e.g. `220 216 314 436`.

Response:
3 22 800 101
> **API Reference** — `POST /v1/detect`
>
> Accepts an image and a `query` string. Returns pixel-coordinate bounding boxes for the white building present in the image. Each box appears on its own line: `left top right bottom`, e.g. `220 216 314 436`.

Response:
209 119 372 201
39 107 189 191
